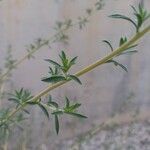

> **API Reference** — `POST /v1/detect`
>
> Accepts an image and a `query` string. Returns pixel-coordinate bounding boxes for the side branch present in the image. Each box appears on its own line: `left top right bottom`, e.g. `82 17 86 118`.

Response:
2 25 150 125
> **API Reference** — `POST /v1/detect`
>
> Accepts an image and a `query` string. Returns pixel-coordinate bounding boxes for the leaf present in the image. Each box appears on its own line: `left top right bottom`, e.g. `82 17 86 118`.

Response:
8 98 20 103
45 59 61 68
22 109 30 114
119 37 127 46
65 97 70 108
51 111 63 115
69 75 82 85
47 95 59 108
59 51 67 65
107 60 128 72
8 89 33 104
69 56 78 66
54 67 60 75
38 103 49 119
26 101 38 105
117 44 138 56
48 101 59 108
15 88 22 99
144 13 150 21
119 50 138 56
59 51 69 70
61 51 66 60
54 115 59 134
48 95 52 102
103 40 114 51
125 44 138 50
109 14 137 29
65 112 87 118
138 3 143 15
131 5 138 14
136 13 143 28
64 103 81 112
48 67 54 74
68 103 81 111
41 75 66 83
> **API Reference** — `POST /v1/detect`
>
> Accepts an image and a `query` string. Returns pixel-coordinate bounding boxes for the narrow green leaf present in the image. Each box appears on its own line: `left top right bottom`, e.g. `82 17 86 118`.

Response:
41 75 66 83
52 111 63 115
69 56 78 66
65 97 70 108
138 3 143 15
48 101 59 108
23 109 30 114
125 44 138 50
26 101 38 105
54 67 60 75
131 5 138 14
68 103 81 111
48 67 54 74
107 60 128 72
117 63 128 72
144 13 150 21
109 14 137 29
119 50 138 56
61 51 66 60
103 40 114 51
69 75 82 85
65 112 87 118
8 98 20 103
54 115 59 134
119 37 127 46
45 59 61 68
136 13 143 28
38 103 49 119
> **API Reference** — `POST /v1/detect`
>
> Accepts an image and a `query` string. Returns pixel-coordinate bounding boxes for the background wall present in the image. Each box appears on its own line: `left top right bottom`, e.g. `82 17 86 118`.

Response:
0 0 150 149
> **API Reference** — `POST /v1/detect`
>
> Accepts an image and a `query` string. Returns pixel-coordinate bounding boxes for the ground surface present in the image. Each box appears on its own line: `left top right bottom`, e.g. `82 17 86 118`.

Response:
55 120 150 150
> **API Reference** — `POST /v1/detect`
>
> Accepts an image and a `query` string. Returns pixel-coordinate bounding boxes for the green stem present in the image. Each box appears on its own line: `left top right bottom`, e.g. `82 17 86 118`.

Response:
1 25 150 126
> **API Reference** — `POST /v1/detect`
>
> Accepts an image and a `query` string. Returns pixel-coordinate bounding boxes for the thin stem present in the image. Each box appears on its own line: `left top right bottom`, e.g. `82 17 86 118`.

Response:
1 25 150 126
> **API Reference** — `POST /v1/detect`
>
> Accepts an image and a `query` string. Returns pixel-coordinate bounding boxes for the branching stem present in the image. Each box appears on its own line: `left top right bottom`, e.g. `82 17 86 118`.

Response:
1 25 150 126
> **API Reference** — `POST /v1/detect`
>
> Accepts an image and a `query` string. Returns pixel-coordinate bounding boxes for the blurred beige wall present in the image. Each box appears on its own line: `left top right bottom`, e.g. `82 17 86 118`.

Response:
0 0 150 149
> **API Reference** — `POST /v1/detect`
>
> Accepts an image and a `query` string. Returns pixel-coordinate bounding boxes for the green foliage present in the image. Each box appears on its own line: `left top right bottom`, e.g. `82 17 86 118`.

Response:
42 75 66 83
0 2 149 141
8 88 33 106
63 97 87 118
103 36 138 72
2 92 87 135
42 51 82 84
54 115 59 134
47 96 87 134
109 3 150 32
103 40 114 51
106 60 128 72
38 102 50 119
47 95 59 108
0 109 10 122
49 96 87 134
68 75 82 85
0 109 26 142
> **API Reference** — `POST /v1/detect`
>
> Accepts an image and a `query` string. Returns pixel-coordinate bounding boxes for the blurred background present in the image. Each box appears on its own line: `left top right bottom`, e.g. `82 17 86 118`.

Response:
0 0 150 149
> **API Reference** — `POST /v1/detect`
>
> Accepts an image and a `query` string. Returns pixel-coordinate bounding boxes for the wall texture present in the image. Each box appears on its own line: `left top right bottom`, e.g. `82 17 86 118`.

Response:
0 0 150 149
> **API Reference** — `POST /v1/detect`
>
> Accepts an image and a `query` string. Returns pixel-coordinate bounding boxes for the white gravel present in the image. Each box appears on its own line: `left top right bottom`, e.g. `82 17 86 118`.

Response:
55 120 150 150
